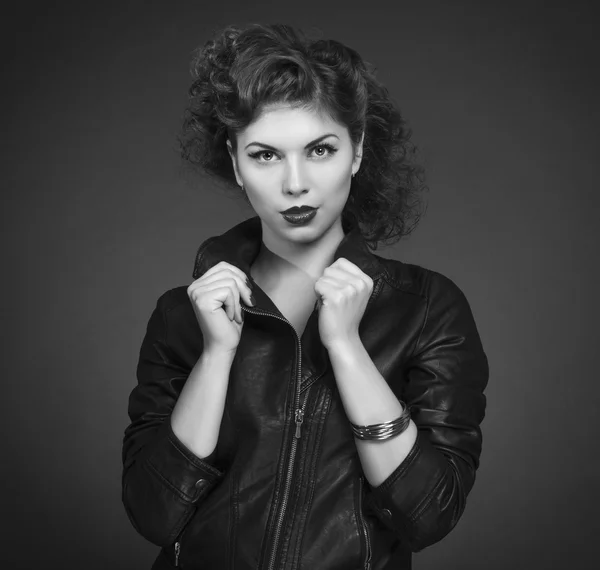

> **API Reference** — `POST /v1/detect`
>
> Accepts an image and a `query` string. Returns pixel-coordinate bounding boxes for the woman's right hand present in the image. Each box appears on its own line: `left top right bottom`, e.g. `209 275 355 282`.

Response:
187 261 255 354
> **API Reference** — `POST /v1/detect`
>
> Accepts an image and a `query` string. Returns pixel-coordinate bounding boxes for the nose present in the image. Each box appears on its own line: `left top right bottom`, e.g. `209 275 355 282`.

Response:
283 157 308 195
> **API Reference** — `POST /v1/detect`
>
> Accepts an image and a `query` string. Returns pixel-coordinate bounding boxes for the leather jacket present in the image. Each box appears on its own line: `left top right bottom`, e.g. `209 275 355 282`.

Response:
122 215 489 570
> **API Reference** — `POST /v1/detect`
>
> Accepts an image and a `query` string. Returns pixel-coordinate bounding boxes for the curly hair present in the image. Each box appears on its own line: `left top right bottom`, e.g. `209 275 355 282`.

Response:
179 23 427 249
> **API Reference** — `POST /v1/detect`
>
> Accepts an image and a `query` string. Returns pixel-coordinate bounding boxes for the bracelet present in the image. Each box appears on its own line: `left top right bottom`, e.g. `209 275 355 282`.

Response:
350 402 411 441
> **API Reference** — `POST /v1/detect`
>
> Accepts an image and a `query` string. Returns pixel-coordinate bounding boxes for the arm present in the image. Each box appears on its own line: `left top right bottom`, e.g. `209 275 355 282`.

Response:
327 271 489 551
121 290 233 546
327 340 419 487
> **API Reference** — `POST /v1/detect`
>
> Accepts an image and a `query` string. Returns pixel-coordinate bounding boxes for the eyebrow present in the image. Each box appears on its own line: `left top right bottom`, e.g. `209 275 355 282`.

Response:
244 133 339 151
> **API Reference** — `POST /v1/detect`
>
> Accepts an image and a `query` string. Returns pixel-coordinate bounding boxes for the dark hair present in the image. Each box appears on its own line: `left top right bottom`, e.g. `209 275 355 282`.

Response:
179 23 427 249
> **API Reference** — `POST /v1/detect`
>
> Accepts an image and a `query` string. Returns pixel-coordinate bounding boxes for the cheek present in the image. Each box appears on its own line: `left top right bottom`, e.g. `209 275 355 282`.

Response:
239 164 277 193
319 161 352 191
237 164 278 206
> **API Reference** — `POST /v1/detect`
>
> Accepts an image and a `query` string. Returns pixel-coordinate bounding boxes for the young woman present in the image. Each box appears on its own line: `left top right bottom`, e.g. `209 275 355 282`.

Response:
122 23 489 570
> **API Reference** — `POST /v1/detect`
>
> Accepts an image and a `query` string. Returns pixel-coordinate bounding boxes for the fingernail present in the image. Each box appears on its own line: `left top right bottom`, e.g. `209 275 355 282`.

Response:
245 277 254 290
250 294 256 306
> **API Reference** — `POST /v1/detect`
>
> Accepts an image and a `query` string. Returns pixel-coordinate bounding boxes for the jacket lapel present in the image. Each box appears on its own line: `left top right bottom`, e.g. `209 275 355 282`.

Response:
192 215 385 282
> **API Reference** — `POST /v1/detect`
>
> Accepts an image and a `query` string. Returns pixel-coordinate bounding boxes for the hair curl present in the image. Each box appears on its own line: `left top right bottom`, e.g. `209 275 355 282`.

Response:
179 23 427 249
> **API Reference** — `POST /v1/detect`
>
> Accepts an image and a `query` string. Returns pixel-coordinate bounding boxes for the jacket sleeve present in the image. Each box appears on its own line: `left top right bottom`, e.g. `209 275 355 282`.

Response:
366 270 489 552
121 289 226 547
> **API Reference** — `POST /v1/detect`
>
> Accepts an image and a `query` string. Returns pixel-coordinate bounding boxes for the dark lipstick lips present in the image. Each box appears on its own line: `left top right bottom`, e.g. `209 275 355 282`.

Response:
280 206 317 214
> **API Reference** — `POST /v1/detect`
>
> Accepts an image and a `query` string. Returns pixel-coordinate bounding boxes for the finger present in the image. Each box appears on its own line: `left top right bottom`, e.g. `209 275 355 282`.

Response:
316 275 344 290
323 266 370 291
200 282 236 320
193 269 253 306
314 277 337 302
235 297 242 325
224 288 235 321
206 262 254 293
191 272 252 307
330 257 371 280
203 278 245 322
330 257 363 275
220 284 241 324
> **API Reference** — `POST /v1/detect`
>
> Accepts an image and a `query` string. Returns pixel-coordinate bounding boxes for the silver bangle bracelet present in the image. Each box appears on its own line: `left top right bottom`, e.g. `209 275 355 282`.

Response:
350 402 411 441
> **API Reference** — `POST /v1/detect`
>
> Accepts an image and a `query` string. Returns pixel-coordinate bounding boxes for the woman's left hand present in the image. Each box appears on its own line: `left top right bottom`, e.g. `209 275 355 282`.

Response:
314 257 374 350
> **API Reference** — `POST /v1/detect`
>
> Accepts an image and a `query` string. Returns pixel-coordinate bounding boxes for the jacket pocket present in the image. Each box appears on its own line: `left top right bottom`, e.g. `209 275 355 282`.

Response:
357 475 373 570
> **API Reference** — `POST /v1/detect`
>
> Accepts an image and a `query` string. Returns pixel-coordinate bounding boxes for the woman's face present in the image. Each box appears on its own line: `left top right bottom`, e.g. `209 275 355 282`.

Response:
227 103 363 246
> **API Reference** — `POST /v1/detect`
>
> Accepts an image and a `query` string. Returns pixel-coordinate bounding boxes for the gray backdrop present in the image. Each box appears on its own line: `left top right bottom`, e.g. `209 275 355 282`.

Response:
3 0 598 568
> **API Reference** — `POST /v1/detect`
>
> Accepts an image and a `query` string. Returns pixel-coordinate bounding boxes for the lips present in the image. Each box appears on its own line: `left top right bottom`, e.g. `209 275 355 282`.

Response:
280 206 317 214
281 208 318 225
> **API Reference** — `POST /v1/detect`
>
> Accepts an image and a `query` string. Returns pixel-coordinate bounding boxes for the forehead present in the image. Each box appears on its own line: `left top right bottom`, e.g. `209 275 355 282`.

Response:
239 104 348 145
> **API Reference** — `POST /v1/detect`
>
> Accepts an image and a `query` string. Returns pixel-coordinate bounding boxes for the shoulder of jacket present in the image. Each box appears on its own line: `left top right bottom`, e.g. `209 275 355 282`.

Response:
374 255 465 301
153 285 192 315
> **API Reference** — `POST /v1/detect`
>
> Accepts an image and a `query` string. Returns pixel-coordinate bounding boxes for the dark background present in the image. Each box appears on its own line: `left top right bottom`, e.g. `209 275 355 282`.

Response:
3 0 598 568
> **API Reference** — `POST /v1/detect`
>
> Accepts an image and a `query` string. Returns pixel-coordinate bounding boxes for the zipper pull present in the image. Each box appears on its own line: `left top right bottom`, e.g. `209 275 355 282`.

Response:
295 408 304 438
175 541 180 566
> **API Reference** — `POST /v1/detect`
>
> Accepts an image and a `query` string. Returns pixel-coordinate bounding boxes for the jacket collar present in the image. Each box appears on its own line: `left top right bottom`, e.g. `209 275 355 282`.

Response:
192 215 384 282
192 216 384 384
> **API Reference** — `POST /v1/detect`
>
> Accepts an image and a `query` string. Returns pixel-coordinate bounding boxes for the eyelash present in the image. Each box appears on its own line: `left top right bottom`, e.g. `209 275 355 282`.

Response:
248 143 338 163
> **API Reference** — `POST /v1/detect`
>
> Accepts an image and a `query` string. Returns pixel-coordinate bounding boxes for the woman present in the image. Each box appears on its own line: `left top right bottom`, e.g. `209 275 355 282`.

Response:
122 23 489 570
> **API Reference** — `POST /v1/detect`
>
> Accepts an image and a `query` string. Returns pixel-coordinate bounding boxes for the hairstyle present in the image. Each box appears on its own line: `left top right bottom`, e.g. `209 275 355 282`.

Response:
179 23 427 249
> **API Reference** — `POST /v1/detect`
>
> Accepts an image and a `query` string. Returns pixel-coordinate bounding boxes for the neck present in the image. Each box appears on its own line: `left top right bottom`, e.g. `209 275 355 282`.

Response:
252 218 346 284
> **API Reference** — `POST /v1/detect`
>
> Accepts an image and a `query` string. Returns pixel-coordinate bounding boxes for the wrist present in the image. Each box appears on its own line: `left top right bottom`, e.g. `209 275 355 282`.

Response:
324 334 362 355
202 346 238 363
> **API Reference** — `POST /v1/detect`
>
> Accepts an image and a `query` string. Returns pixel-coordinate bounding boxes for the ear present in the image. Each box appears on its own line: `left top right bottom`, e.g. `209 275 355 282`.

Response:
226 139 243 187
351 132 365 177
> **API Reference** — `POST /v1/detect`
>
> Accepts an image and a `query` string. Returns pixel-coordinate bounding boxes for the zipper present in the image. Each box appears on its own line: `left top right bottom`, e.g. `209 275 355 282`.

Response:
240 304 310 570
294 393 308 438
172 504 195 567
358 476 372 570
174 540 181 566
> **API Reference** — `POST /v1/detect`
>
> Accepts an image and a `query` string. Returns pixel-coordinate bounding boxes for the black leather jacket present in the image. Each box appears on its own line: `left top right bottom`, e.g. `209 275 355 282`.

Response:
122 216 489 570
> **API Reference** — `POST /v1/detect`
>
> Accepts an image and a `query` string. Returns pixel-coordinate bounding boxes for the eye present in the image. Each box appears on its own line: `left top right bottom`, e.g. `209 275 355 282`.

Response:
248 150 278 163
310 143 337 158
